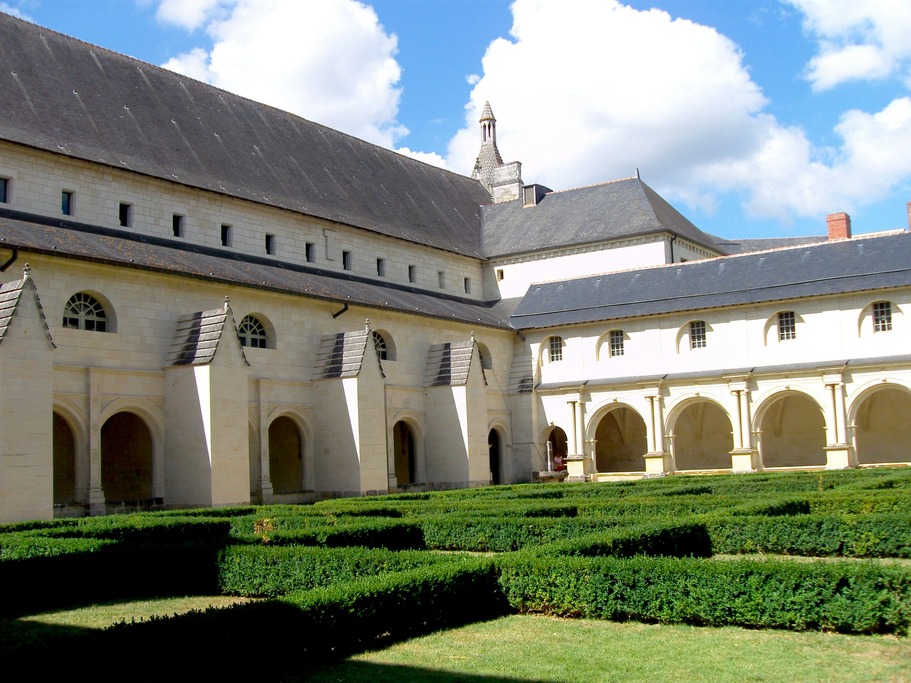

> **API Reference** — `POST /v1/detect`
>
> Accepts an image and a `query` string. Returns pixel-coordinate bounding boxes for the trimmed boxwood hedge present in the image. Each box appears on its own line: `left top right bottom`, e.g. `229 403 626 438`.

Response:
217 545 462 597
496 554 911 634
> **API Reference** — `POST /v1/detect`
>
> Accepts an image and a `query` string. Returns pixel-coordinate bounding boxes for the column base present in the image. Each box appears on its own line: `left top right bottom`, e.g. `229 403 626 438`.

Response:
730 448 758 473
643 451 671 475
824 444 855 469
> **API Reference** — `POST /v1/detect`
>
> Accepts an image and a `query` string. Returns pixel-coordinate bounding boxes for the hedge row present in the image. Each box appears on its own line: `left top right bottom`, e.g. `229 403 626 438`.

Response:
94 560 509 680
217 545 462 597
497 554 911 634
708 513 911 558
232 517 425 550
540 520 712 559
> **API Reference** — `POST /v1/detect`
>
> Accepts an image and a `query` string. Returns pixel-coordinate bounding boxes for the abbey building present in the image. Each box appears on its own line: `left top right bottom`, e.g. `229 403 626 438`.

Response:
0 13 909 522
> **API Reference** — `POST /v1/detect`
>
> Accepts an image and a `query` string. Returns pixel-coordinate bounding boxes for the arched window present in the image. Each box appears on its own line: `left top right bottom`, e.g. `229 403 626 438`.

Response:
546 336 564 362
477 342 493 370
238 315 267 348
873 301 893 333
373 330 396 361
62 292 108 332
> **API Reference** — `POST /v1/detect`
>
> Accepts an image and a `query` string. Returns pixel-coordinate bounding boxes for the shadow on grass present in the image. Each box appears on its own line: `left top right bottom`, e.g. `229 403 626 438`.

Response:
299 660 547 682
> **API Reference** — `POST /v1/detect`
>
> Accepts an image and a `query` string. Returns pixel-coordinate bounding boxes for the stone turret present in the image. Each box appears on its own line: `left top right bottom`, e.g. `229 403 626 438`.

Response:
471 102 523 203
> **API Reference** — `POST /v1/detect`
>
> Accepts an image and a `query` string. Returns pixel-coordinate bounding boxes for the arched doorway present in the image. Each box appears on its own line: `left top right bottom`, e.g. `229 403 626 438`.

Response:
393 421 416 486
594 407 647 472
544 426 568 471
672 401 734 470
269 416 303 495
101 412 153 502
758 393 826 467
53 412 76 506
854 387 911 465
488 429 502 485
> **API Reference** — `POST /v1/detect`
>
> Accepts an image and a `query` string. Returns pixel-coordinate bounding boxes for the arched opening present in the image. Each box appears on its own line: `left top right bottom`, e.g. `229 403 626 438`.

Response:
53 412 76 506
672 401 734 470
477 343 493 370
544 426 568 471
373 330 396 361
594 407 647 472
758 393 826 468
238 314 268 348
268 416 303 494
854 387 911 465
101 412 153 503
62 291 115 332
488 429 502 484
393 421 416 486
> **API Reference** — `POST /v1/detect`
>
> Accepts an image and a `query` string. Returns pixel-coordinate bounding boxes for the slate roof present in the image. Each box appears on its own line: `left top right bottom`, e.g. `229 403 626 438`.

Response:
715 235 827 254
0 209 510 329
424 340 482 387
314 330 381 379
0 268 55 346
0 13 491 257
480 177 725 259
511 231 911 330
166 306 248 366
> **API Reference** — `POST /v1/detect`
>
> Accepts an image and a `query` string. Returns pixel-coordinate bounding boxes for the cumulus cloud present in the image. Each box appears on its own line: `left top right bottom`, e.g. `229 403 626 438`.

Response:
445 0 911 224
0 2 28 19
158 0 406 148
786 0 911 90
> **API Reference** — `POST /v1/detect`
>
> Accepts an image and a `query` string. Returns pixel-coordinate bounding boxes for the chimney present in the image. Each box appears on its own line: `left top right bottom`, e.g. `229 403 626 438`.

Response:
826 212 851 240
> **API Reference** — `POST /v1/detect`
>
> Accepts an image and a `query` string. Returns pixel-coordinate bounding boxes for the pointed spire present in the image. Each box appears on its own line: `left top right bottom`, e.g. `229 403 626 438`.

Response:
223 295 230 311
471 101 505 193
22 263 30 281
365 318 371 332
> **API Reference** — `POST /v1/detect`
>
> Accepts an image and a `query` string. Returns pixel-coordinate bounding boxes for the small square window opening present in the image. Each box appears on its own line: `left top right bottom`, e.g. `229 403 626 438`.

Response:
438 271 445 288
609 330 624 357
873 301 892 332
690 320 707 349
221 224 232 247
376 257 386 277
0 177 8 204
408 265 416 283
265 234 276 255
61 191 74 216
172 214 184 237
778 311 796 341
342 250 352 271
463 277 471 294
305 242 316 263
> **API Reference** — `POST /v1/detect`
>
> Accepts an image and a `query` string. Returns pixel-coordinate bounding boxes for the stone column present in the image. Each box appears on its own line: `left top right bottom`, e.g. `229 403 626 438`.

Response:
642 394 671 474
823 378 853 469
87 367 105 515
729 383 757 472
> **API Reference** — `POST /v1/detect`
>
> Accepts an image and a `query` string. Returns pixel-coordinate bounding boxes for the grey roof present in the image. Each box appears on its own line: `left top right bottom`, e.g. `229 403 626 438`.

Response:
716 235 827 254
166 306 247 366
0 269 55 346
511 231 911 330
314 330 381 379
424 340 482 387
0 14 491 257
0 209 510 329
480 177 725 259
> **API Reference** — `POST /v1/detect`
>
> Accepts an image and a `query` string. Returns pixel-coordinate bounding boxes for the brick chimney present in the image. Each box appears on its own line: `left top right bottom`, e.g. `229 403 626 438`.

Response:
826 212 851 240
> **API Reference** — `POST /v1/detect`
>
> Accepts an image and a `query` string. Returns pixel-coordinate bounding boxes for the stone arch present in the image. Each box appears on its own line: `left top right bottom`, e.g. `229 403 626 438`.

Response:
542 425 569 471
52 400 87 511
248 416 262 502
487 420 510 484
595 329 625 361
392 419 419 487
666 397 734 471
267 415 304 496
763 310 801 346
754 390 826 468
99 399 164 503
850 382 911 465
590 405 648 473
100 411 155 503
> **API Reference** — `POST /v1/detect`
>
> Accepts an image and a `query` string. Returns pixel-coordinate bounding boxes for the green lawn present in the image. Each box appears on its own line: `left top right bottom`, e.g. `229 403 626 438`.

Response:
307 614 911 683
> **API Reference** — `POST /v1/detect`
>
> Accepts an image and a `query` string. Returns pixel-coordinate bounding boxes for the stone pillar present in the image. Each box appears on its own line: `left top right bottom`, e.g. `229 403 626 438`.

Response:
823 378 853 469
729 386 757 472
87 367 105 514
642 394 671 474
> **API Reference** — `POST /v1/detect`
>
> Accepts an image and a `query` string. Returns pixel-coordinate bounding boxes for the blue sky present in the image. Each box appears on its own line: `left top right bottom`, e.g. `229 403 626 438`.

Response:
3 0 911 240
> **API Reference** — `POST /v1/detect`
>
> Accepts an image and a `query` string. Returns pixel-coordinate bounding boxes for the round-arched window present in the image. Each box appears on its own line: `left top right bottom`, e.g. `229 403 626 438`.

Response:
62 292 108 332
239 315 268 348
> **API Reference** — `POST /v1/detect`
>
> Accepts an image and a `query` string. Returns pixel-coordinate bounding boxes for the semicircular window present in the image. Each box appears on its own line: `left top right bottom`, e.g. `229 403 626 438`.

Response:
62 292 108 332
239 315 268 348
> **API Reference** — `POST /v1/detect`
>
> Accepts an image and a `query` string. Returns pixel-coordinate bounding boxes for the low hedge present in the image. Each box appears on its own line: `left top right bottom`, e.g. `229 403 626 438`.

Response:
419 514 608 552
97 559 509 679
28 515 232 544
233 517 425 550
708 513 911 558
497 554 911 634
217 545 461 597
539 520 712 559
807 490 911 515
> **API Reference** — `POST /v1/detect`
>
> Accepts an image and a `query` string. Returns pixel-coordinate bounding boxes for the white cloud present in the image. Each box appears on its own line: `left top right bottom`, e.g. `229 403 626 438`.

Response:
396 148 449 169
158 0 406 148
156 0 227 31
786 0 911 90
443 0 911 227
0 3 29 20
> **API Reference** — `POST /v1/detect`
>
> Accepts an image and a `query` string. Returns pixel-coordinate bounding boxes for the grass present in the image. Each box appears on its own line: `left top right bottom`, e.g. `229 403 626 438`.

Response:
306 614 911 683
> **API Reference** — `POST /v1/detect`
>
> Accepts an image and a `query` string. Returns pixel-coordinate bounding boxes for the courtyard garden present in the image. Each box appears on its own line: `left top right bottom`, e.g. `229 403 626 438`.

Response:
2 467 910 681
